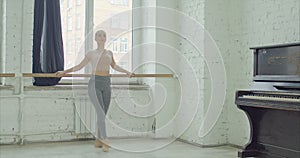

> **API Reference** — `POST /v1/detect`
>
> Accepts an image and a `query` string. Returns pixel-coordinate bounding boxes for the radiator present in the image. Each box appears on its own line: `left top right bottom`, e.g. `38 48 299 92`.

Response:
74 97 96 135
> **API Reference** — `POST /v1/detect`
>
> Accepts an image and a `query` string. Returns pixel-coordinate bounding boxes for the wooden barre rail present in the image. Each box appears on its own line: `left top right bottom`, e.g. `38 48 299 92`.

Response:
0 73 15 77
5 73 173 78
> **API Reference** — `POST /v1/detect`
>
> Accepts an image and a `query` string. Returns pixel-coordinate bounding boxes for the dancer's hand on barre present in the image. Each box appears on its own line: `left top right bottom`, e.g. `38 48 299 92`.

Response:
127 72 135 78
55 71 66 77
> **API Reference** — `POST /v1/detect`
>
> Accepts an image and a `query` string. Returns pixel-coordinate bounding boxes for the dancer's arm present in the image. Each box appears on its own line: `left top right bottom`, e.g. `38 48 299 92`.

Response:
110 51 134 77
56 54 90 76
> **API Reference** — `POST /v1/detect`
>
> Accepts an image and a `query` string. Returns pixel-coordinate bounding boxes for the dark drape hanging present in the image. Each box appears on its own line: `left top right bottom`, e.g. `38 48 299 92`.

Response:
32 0 64 86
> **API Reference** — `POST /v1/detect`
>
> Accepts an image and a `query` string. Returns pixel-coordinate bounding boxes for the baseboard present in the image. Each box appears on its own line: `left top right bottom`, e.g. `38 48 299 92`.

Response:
0 134 174 146
176 138 230 148
227 143 244 149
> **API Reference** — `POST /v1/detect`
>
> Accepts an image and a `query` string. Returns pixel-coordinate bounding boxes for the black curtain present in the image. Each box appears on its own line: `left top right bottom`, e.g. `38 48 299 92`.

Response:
32 0 64 86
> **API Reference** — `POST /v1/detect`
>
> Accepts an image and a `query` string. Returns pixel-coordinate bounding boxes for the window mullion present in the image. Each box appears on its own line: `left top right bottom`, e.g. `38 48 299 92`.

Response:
84 0 94 74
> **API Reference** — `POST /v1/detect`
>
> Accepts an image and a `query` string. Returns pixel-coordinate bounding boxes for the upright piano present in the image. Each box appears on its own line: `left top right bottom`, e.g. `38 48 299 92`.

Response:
235 43 300 158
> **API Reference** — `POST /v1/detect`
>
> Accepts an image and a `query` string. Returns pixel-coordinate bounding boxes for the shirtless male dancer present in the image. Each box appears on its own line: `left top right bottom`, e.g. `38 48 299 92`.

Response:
56 30 134 152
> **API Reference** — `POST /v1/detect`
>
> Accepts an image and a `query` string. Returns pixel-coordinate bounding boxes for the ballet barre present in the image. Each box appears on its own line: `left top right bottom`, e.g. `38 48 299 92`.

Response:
0 73 15 77
22 73 174 78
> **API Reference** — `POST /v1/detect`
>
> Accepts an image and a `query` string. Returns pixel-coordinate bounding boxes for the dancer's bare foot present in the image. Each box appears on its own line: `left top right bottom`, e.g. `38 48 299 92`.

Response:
94 139 103 148
102 139 109 152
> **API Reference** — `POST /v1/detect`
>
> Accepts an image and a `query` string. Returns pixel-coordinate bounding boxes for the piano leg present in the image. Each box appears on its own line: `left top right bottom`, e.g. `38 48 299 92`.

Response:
237 105 264 158
237 105 300 158
238 150 260 158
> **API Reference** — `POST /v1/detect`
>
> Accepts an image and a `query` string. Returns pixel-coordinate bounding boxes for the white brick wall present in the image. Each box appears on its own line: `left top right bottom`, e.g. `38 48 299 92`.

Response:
0 86 154 144
0 0 3 79
176 0 229 146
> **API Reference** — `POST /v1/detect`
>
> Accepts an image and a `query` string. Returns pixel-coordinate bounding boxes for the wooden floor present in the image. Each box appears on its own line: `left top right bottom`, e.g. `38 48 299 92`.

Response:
0 138 238 158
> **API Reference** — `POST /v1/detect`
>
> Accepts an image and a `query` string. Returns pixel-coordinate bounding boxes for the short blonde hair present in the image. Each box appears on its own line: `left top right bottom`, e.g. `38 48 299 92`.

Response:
95 30 106 37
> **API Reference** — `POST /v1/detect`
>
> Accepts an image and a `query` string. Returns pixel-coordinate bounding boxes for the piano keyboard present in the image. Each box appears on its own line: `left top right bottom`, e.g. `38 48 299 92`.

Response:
240 93 300 102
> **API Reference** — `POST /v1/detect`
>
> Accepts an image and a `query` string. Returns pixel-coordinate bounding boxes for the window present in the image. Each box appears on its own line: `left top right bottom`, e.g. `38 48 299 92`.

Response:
110 13 129 29
76 38 81 52
61 0 86 75
120 14 129 29
119 61 128 69
67 40 74 54
67 16 73 31
110 13 119 29
60 0 132 77
120 38 128 53
76 14 81 29
110 0 128 5
94 0 132 72
76 0 81 6
66 61 73 69
67 0 73 9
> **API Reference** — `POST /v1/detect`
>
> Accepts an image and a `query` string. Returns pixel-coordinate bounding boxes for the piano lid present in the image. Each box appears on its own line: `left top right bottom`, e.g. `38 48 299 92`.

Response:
250 42 300 50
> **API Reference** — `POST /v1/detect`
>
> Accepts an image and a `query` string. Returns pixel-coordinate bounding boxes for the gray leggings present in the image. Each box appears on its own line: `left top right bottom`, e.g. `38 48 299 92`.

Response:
88 75 111 140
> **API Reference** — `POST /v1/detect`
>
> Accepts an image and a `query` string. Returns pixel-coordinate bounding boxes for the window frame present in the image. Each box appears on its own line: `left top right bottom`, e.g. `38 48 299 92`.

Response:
112 38 118 52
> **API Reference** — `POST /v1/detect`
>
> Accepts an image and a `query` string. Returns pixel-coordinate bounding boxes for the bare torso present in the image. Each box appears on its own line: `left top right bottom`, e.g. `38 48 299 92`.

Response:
87 49 113 76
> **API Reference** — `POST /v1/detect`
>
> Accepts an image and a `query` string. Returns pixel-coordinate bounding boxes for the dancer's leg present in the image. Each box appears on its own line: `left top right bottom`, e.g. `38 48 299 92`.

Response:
88 78 107 147
102 83 111 115
96 76 111 152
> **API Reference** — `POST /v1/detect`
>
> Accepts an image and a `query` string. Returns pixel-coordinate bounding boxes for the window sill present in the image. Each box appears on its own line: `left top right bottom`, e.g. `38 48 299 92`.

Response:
0 85 14 90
